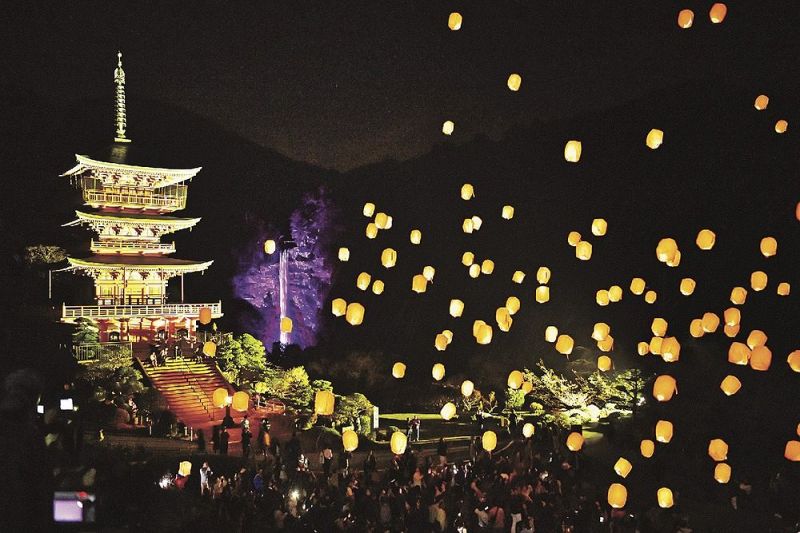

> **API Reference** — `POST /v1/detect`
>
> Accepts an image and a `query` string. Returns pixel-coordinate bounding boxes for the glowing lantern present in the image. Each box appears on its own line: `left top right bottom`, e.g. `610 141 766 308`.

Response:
575 241 592 261
231 391 249 412
677 9 694 28
788 350 800 372
461 380 474 397
715 463 732 483
775 120 788 133
708 439 728 461
432 363 445 381
442 329 453 343
440 402 456 420
412 274 427 293
750 346 772 371
342 429 359 452
630 278 646 295
653 375 677 402
655 420 673 443
567 231 582 246
657 488 674 509
724 307 741 326
651 318 668 337
479 259 494 275
365 223 378 239
724 324 740 338
701 312 720 333
469 264 481 278
614 457 633 478
535 286 550 303
363 202 375 217
786 441 800 461
564 140 582 162
507 73 522 92
760 236 777 257
338 247 350 261
656 238 679 262
545 326 558 343
345 302 365 326
212 387 228 408
596 289 610 306
597 356 613 372
203 341 217 357
314 390 335 415
179 461 192 477
746 330 767 349
536 267 551 284
645 290 657 304
506 296 521 315
597 336 615 353
728 342 751 365
592 322 610 341
472 320 485 337
666 250 681 267
199 307 212 325
501 205 515 220
471 216 483 230
646 129 664 149
423 266 436 282
608 285 623 302
607 484 627 509
512 270 525 283
371 280 384 295
375 212 390 229
410 229 422 244
754 94 769 110
495 307 512 332
357 272 371 291
390 432 407 455
449 299 464 317
709 3 727 23
264 240 276 255
381 248 397 268
566 432 584 451
641 439 655 458
507 370 524 389
638 342 650 356
660 337 680 362
521 381 533 394
460 183 475 200
462 251 475 266
280 317 293 334
777 282 790 296
434 334 448 351
522 423 535 438
392 362 406 379
680 278 696 295
650 336 664 355
555 335 574 356
482 431 497 452
331 298 347 317
442 120 454 135
720 375 741 396
591 218 607 236
447 12 462 30
477 324 493 344
730 286 747 305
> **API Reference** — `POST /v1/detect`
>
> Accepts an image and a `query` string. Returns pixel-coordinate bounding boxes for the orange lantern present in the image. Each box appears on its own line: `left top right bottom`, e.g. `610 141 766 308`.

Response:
651 318 668 337
567 231 581 246
203 341 217 357
507 370 524 389
746 330 767 349
440 402 457 420
720 375 741 396
331 298 347 317
754 94 769 110
199 307 212 325
730 286 747 305
715 463 732 483
461 380 474 397
777 282 791 296
750 271 768 291
522 423 535 438
657 488 674 509
724 324 741 338
536 266 551 284
724 307 741 327
702 312 720 333
637 342 650 356
342 429 359 452
640 439 655 458
653 375 677 402
314 389 335 415
608 285 623 302
775 120 788 133
391 431 408 454
592 322 610 341
482 431 497 452
614 457 633 478
212 387 228 408
680 278 696 296
575 240 593 261
655 420 673 443
392 362 406 379
644 290 657 304
596 289 610 306
607 484 627 509
750 346 772 371
656 238 679 262
597 356 613 372
591 218 608 236
728 342 751 365
566 432 584 452
545 326 559 343
788 350 800 372
231 390 249 412
760 236 777 257
630 277 646 295
345 302 365 326
448 12 462 31
709 3 727 23
677 9 694 28
535 285 550 303
280 317 293 334
646 128 664 149
597 335 615 353
564 140 582 163
432 363 445 381
555 334 574 356
785 441 800 461
708 438 728 461
512 270 525 283
363 202 375 217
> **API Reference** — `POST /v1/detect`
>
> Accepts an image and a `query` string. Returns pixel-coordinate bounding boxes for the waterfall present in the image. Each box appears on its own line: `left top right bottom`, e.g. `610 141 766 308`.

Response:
279 248 290 344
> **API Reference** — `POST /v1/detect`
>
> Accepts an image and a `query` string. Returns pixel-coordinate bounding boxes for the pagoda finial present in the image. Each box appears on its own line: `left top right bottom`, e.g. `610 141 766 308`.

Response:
113 51 131 143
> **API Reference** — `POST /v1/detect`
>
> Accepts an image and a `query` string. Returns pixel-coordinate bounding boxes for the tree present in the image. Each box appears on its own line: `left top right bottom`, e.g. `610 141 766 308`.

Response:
217 333 267 385
24 244 67 266
333 392 374 435
504 388 526 411
72 318 99 345
260 365 313 408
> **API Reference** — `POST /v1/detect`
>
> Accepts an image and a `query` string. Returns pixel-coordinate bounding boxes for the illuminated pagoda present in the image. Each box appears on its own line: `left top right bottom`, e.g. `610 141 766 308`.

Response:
60 52 221 350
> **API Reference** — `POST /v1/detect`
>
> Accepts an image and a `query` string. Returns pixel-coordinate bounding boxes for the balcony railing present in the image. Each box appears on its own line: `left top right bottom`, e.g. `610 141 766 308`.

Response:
90 239 176 254
83 185 187 211
73 341 133 363
62 301 223 320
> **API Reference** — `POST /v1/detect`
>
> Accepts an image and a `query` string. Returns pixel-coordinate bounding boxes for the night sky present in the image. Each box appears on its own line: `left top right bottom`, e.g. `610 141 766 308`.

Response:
3 1 799 170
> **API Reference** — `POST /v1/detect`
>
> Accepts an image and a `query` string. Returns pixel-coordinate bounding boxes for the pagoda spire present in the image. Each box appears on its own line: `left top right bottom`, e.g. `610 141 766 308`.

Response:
113 51 131 143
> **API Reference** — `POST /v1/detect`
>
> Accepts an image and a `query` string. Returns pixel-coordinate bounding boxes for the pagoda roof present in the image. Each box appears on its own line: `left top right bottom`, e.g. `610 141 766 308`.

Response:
68 210 201 226
62 147 202 187
67 255 213 272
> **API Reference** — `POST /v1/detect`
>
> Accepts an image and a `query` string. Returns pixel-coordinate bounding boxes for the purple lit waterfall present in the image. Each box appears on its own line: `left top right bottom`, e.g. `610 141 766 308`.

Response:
279 249 289 344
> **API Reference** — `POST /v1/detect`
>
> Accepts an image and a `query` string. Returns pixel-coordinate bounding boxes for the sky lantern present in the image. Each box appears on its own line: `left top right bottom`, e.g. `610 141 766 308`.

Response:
410 229 422 244
203 341 217 357
501 205 515 219
754 94 769 110
535 285 550 303
357 272 371 290
680 278 696 296
506 296 521 314
460 183 475 200
655 420 674 443
440 402 456 420
447 12 462 30
591 218 608 236
567 231 582 246
507 370 524 389
607 484 627 509
381 248 397 268
522 423 535 438
728 342 751 365
777 282 791 296
178 461 192 477
555 334 574 355
481 259 495 274
507 73 522 91
264 239 276 254
730 286 747 305
476 324 493 344
701 312 720 333
760 236 777 257
482 431 497 452
331 298 347 317
641 439 655 458
638 342 650 356
708 439 728 461
338 247 350 261
775 120 788 133
657 488 674 509
280 317 293 334
597 335 615 353
750 271 767 291
442 329 453 343
746 330 767 349
434 334 448 351
724 324 740 338
521 381 533 394
651 318 668 337
720 375 741 396
375 212 390 229
596 289 610 306
750 346 772 371
597 355 613 372
614 457 633 478
709 3 728 23
363 202 375 217
564 140 582 162
644 290 657 304
608 285 623 302
630 278 646 295
536 266 551 284
715 463 732 484
365 222 378 239
412 274 427 293
471 216 483 230
666 250 681 267
677 9 694 28
787 351 800 372
653 375 677 401
646 128 664 149
575 240 592 260
724 307 741 327
512 270 525 283
342 429 359 452
472 320 485 337
786 441 800 461
392 362 406 379
461 380 474 397
423 265 436 282
199 306 212 325
592 322 610 341
391 432 407 454
371 280 384 295
432 363 445 381
495 307 513 332
449 299 465 317
442 120 454 135
695 229 716 250
649 336 664 355
566 432 584 451
231 391 249 412
345 302 365 326
462 251 475 266
212 388 228 408
656 238 679 262
545 326 559 343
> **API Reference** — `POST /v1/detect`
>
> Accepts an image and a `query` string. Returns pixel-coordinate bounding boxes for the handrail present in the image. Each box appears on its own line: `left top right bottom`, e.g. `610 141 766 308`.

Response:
73 341 133 362
91 239 176 253
62 301 222 319
83 186 187 210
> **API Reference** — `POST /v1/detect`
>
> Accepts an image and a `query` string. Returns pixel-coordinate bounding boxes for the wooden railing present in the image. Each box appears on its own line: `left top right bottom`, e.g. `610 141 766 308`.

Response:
73 341 133 363
90 239 176 254
83 185 187 210
63 301 223 319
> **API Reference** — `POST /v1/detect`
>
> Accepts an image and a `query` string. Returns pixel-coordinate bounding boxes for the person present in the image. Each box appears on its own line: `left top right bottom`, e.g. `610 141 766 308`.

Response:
321 447 333 478
437 437 448 466
211 424 220 453
241 414 250 433
149 348 158 367
200 462 213 496
406 417 413 439
413 415 421 442
220 427 229 455
197 428 206 452
242 426 251 458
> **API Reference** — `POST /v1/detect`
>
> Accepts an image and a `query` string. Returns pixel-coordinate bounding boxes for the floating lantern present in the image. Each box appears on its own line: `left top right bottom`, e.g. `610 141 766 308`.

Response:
746 330 767 349
482 431 497 452
715 463 732 483
440 402 456 420
391 432 407 454
775 120 788 133
199 307 212 325
575 241 592 261
786 441 800 461
591 218 608 236
502 297 519 316
507 73 522 92
280 317 293 334
708 439 728 461
555 334 574 355
567 231 582 246
607 484 627 509
598 335 615 353
535 286 550 303
461 380 474 397
641 439 655 458
449 299 465 317
423 265 436 282
410 229 422 244
656 238 679 262
720 375 741 396
472 320 485 337
471 216 483 230
545 326 559 343
365 222 378 239
357 272 371 291
754 94 769 110
442 329 453 343
462 251 475 266
345 302 365 326
614 457 633 478
536 267 551 284
432 363 445 381
677 9 694 28
646 129 664 149
597 355 613 372
653 375 677 401
630 278 646 295
596 289 610 306
392 362 406 379
666 250 681 267
592 322 610 342
566 432 584 451
694 229 716 251
264 240 278 255
564 140 582 162
448 12 462 30
460 183 475 200
523 423 535 438
750 346 772 370
655 420 673 443
521 381 533 394
650 336 664 355
496 307 512 332
760 237 777 257
508 370 524 389
381 248 397 268
724 324 740 337
442 120 455 135
502 205 515 219
179 461 192 477
315 390 335 415
477 323 493 344
231 391 249 412
198 340 216 359
412 274 427 293
644 290 657 304
751 271 768 291
469 264 481 278
777 282 790 296
680 278 696 295
375 212 390 229
371 280 384 295
434 334 448 351
338 247 350 261
730 286 747 305
342 429 359 452
701 312 720 333
651 318 668 337
657 488 674 509
608 285 623 302
724 307 740 326
363 202 375 217
481 259 495 274
512 270 526 283
332 298 347 317
638 342 650 356
661 337 681 362
728 342 751 365
212 387 228 408
789 351 800 372
709 3 727 23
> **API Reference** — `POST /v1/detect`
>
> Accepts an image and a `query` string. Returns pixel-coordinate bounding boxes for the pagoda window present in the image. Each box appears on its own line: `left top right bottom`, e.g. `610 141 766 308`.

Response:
112 225 122 235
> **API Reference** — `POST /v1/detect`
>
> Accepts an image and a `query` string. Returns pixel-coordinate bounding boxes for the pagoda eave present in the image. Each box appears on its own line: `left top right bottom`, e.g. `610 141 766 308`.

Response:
62 154 202 187
67 256 213 275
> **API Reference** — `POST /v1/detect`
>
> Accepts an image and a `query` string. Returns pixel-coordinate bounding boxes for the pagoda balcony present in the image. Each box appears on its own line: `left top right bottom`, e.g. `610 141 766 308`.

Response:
83 185 187 211
90 239 176 255
62 301 223 320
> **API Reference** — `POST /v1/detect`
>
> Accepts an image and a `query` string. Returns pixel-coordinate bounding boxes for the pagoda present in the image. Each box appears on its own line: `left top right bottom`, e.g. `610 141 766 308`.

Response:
60 52 222 352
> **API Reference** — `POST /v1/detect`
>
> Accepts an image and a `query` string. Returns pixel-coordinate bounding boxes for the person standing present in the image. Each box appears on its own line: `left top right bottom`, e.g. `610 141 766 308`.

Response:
242 426 251 458
413 416 421 442
321 447 333 478
200 462 213 496
220 427 229 455
437 437 448 466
